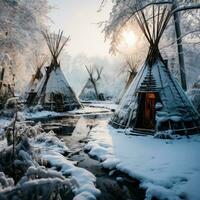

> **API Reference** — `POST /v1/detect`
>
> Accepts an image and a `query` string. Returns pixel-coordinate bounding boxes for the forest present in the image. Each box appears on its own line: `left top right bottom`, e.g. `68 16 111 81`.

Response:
0 0 200 200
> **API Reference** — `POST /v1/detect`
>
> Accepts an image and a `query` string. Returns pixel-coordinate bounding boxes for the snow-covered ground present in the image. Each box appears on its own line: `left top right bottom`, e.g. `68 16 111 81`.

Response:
85 120 200 200
83 101 118 111
22 110 64 119
22 104 114 120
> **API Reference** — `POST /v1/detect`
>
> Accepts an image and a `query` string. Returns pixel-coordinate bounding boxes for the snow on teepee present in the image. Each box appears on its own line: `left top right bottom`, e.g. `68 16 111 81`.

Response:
110 4 200 135
79 65 105 101
26 30 82 112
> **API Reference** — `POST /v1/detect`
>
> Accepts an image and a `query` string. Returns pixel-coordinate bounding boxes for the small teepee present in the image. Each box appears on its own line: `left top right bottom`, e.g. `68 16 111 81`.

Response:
26 53 47 104
27 30 82 112
110 4 200 135
79 65 105 101
116 56 138 104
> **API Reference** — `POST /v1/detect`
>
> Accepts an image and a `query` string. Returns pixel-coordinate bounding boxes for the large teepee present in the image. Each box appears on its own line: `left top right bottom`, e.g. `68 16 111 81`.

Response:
27 30 82 112
79 65 105 101
110 4 200 135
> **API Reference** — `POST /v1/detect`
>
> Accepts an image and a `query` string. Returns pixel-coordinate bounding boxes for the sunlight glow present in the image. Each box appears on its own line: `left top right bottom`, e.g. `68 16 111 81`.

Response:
122 30 137 47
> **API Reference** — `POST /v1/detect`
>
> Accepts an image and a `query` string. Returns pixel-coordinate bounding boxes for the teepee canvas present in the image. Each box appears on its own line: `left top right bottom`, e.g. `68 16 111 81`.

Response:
110 5 200 135
26 30 82 112
79 65 105 101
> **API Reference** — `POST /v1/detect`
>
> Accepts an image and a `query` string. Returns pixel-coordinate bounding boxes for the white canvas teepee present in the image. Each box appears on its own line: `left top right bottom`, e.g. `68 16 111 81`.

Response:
27 30 82 112
79 66 105 101
110 4 200 135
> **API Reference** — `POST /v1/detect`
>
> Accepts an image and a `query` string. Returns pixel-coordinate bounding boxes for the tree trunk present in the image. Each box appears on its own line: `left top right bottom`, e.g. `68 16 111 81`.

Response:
172 0 187 90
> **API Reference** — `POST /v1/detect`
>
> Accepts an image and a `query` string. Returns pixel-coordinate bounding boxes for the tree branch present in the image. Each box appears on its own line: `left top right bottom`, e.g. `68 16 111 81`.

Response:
172 3 200 14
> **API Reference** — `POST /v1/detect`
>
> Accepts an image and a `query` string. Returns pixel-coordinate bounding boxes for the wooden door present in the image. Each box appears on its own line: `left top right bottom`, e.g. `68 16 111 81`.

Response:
144 93 156 129
135 92 156 130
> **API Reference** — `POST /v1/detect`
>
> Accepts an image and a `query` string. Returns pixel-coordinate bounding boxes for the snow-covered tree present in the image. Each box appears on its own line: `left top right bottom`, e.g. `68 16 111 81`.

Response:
0 0 50 94
102 0 200 90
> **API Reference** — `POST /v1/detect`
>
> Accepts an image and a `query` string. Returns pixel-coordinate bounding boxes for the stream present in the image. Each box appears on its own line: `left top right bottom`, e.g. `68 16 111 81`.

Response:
34 110 145 200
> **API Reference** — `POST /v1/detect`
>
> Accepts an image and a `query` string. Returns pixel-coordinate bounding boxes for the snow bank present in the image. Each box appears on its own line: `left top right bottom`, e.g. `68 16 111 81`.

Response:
31 132 100 199
87 101 118 111
22 110 62 119
85 119 200 200
68 106 110 115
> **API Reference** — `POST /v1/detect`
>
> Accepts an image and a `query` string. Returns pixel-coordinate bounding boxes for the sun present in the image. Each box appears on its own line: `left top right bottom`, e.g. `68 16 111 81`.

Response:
122 30 137 47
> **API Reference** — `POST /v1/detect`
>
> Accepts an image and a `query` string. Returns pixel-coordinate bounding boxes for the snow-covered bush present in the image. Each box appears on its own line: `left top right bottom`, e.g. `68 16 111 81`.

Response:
34 131 69 154
0 122 75 200
0 172 14 191
0 134 38 181
5 121 43 146
0 166 74 200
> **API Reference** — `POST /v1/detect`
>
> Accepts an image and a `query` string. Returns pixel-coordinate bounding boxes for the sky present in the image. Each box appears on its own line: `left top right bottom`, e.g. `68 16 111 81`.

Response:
49 0 113 58
48 0 125 95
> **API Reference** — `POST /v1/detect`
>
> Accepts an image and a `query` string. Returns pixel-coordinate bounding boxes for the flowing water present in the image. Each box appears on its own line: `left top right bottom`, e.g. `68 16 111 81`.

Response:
33 111 145 200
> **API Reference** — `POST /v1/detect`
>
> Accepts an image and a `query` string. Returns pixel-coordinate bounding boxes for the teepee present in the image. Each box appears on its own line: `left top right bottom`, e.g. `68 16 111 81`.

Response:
79 65 105 101
27 30 82 112
26 53 47 104
116 56 138 104
110 4 200 135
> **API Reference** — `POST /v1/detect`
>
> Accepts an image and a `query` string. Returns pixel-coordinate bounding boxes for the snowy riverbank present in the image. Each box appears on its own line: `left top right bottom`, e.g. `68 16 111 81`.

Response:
85 120 200 200
0 120 100 200
22 103 114 120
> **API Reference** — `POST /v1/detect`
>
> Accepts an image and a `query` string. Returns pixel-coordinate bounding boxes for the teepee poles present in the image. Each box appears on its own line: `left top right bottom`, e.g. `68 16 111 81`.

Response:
41 30 70 67
134 4 171 66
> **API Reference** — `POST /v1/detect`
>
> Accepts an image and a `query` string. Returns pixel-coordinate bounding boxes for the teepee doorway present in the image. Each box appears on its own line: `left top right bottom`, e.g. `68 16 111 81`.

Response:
53 93 64 112
135 92 157 130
